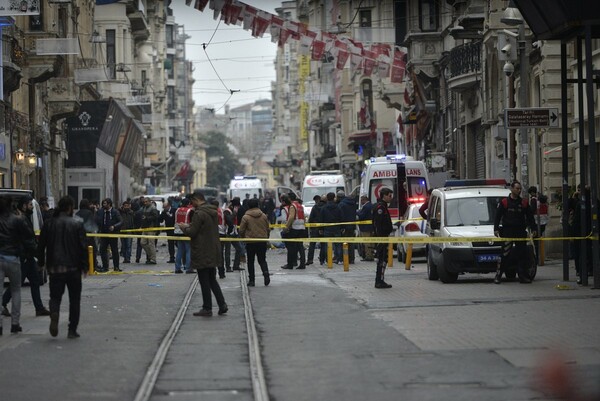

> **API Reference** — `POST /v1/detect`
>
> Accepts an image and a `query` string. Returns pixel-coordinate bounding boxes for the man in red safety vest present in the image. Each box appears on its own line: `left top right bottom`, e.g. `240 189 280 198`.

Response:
174 197 194 273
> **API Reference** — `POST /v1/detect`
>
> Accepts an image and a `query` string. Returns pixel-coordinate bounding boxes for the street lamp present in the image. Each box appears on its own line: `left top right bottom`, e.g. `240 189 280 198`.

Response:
501 0 529 189
14 148 25 164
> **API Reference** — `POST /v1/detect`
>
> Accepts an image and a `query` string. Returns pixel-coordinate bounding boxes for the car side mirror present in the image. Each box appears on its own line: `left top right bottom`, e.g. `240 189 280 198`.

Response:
430 218 440 230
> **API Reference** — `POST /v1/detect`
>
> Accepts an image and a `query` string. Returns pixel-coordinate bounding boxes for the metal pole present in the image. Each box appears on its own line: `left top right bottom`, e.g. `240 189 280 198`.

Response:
518 23 529 189
584 25 600 289
576 37 587 284
560 42 569 282
508 74 516 181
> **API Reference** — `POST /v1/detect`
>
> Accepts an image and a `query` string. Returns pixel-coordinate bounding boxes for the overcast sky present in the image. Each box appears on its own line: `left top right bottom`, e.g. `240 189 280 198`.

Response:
171 1 280 114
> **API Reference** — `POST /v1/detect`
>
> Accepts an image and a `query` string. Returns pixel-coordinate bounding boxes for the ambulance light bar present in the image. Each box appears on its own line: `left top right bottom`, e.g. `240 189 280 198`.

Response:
444 179 508 187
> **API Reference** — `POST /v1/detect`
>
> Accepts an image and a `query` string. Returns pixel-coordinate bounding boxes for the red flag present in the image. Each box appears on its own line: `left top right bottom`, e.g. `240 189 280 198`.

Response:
336 49 349 70
194 0 209 12
243 5 256 30
252 15 270 38
311 40 325 61
278 29 291 47
390 59 405 83
363 50 377 76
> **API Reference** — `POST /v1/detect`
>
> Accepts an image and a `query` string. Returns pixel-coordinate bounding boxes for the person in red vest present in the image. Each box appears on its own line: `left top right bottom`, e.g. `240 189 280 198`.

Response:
174 197 194 274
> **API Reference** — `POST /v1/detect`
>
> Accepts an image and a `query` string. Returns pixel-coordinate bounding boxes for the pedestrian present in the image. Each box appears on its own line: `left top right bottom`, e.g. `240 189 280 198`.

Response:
0 195 37 335
174 197 194 274
357 195 375 261
288 192 307 267
180 191 228 317
319 192 342 265
337 190 357 263
373 188 394 288
306 194 325 265
132 196 144 263
95 198 123 272
223 197 244 271
159 199 177 263
39 197 54 222
237 198 249 265
140 197 158 265
37 195 88 338
239 198 271 286
528 186 549 264
280 193 306 269
261 192 276 224
571 185 593 284
493 180 537 284
211 199 227 279
119 200 134 264
2 195 50 318
75 198 99 270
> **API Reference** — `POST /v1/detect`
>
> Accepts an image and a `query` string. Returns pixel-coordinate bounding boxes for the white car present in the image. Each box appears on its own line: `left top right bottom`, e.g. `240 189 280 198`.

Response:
426 180 537 283
396 203 427 262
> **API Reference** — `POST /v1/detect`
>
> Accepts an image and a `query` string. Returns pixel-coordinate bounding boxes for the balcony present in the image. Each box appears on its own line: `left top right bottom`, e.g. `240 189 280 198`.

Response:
126 0 150 42
447 41 481 91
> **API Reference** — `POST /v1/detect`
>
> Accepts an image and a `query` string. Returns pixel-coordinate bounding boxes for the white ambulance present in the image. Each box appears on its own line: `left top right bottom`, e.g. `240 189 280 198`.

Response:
301 170 348 218
227 176 263 201
359 154 429 221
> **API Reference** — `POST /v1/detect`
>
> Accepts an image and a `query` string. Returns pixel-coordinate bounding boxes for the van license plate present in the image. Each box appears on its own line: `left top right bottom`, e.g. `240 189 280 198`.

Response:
477 254 500 263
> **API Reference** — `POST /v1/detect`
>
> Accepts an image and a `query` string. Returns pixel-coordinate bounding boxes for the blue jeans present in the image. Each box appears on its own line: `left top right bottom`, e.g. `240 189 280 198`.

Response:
175 240 191 271
120 237 132 261
0 254 21 327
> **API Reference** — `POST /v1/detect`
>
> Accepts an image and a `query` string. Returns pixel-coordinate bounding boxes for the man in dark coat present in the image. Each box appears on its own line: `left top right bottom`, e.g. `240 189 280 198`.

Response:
119 200 134 264
337 190 357 263
306 195 325 265
159 199 177 263
357 195 375 261
37 196 88 338
373 188 394 288
181 190 227 317
319 192 342 264
95 198 123 272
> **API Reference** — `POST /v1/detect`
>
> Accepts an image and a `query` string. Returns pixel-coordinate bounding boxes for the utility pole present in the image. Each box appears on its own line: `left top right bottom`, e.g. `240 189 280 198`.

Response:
517 23 529 189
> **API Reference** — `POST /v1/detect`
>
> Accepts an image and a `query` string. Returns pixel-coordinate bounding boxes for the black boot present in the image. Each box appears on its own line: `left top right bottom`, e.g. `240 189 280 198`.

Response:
494 269 502 284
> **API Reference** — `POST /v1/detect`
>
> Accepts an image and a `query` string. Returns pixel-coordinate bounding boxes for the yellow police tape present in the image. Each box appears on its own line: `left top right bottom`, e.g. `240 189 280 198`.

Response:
87 232 597 244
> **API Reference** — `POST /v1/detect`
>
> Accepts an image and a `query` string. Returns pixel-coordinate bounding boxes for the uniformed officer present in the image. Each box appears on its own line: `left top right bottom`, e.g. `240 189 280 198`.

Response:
493 180 537 284
373 188 394 288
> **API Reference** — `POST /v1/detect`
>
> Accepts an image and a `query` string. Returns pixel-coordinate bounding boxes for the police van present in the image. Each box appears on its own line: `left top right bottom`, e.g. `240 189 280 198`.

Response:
425 179 537 283
359 154 429 221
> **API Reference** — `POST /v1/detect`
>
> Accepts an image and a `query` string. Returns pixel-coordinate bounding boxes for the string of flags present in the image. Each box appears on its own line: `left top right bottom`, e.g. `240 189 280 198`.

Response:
185 0 407 83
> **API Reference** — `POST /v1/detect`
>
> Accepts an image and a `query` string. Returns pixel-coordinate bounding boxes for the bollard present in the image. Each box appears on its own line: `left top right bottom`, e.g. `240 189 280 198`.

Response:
327 241 333 269
388 243 393 268
405 243 413 270
342 242 349 271
88 245 95 275
540 238 545 266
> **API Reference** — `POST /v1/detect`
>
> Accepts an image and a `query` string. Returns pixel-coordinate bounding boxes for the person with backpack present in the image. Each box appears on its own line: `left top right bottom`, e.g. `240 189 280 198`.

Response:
493 180 537 284
174 197 194 274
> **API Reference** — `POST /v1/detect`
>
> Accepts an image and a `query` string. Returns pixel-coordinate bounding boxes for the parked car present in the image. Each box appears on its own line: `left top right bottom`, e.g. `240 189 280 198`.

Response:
396 203 427 262
425 179 537 283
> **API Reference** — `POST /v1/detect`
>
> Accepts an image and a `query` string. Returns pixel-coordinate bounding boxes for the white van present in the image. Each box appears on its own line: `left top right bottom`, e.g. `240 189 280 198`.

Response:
359 155 429 221
425 179 537 283
301 170 348 218
228 176 263 201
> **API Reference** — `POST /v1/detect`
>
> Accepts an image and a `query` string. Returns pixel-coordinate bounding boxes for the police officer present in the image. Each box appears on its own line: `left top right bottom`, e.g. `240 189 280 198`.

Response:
373 188 394 288
493 180 537 284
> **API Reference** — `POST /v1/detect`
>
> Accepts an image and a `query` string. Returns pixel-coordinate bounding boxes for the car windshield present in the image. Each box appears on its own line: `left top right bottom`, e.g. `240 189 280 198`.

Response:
445 196 502 227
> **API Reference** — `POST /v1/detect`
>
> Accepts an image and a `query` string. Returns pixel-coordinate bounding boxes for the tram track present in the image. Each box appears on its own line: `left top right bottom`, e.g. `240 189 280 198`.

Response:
133 270 269 401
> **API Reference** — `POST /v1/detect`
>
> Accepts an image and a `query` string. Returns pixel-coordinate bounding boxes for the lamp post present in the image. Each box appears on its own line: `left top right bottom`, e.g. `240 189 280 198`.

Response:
502 0 529 189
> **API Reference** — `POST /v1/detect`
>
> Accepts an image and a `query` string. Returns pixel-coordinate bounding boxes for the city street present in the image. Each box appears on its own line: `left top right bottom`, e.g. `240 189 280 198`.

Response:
1 241 599 401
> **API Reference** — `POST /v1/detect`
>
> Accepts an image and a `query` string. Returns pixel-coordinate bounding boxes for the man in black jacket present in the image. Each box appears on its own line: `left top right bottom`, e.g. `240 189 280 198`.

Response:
95 198 123 272
0 195 37 335
1 196 50 319
373 188 394 288
159 199 177 263
119 200 134 264
37 196 88 339
306 195 325 265
494 180 537 284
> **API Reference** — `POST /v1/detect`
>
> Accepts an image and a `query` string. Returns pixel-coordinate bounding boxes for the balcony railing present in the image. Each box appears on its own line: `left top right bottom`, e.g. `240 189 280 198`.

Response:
448 41 481 78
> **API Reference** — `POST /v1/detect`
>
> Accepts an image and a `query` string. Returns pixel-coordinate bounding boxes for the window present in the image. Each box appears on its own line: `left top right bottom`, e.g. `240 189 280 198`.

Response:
166 25 174 48
419 0 438 32
106 30 116 79
359 9 371 27
394 0 407 45
167 54 175 79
